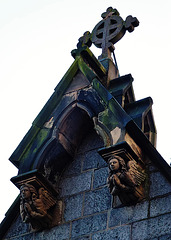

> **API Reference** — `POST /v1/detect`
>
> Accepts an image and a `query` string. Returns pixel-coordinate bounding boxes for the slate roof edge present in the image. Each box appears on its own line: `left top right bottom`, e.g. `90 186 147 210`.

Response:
9 47 107 169
71 45 107 80
9 59 78 168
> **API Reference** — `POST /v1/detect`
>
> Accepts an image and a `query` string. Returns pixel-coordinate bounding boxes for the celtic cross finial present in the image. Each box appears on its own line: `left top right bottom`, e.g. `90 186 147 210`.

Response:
92 7 139 59
76 7 139 60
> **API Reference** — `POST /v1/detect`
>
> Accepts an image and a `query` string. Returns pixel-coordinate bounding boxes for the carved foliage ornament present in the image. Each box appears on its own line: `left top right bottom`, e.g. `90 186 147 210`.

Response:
107 155 146 205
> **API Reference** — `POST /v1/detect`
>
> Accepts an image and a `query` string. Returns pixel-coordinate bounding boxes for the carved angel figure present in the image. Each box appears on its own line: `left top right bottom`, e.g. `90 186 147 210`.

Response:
107 155 146 205
20 183 55 230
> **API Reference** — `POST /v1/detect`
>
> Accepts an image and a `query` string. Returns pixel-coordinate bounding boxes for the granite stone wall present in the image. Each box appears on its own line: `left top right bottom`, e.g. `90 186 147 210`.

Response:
3 130 171 240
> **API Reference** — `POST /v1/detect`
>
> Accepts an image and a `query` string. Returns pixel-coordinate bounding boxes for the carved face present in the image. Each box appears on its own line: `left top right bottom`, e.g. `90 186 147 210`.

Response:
109 158 120 171
21 186 31 199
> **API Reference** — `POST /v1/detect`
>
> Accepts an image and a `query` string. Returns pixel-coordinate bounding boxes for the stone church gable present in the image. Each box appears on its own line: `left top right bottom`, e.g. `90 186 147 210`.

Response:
2 129 171 239
1 6 171 240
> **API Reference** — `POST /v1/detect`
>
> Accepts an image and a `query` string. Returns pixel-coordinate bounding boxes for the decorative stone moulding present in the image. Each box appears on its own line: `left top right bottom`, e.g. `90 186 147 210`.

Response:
98 141 147 206
11 170 62 231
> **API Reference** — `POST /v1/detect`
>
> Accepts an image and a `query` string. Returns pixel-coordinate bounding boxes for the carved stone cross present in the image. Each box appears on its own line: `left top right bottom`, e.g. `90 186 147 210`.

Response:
92 7 139 59
76 7 139 60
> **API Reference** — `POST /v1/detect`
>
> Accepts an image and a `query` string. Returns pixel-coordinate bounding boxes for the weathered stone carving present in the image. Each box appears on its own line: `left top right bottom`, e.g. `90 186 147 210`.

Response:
11 170 62 231
75 7 139 59
107 155 146 205
92 7 139 59
20 183 56 230
98 141 147 205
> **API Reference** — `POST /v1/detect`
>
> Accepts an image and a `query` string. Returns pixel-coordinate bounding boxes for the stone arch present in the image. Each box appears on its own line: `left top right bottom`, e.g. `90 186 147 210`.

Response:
33 103 112 184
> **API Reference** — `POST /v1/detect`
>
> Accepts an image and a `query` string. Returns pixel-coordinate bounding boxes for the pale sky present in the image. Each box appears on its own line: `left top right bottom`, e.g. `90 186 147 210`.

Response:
0 0 171 222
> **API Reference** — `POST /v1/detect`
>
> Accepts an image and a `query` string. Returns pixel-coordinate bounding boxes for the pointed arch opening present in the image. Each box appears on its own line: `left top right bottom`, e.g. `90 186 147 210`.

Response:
58 106 94 156
34 105 109 184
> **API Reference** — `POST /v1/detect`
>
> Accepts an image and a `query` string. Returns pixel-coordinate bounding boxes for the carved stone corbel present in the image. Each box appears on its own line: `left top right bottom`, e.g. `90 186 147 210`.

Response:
11 170 62 231
98 141 147 206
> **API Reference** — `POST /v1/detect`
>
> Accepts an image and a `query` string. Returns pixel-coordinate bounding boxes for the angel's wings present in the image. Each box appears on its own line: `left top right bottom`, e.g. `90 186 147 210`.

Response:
127 160 146 186
38 187 56 210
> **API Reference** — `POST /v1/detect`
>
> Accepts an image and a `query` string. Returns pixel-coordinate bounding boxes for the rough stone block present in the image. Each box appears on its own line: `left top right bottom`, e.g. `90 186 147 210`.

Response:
82 150 107 171
40 223 70 240
109 201 148 228
150 195 171 217
93 167 108 189
60 171 92 197
148 163 159 172
144 238 157 240
150 172 171 198
6 233 34 240
78 130 104 154
64 193 83 222
92 225 131 240
4 215 30 239
132 213 171 240
113 195 122 208
63 154 82 177
83 187 111 216
159 234 171 240
71 236 90 240
71 212 107 238
33 232 43 240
